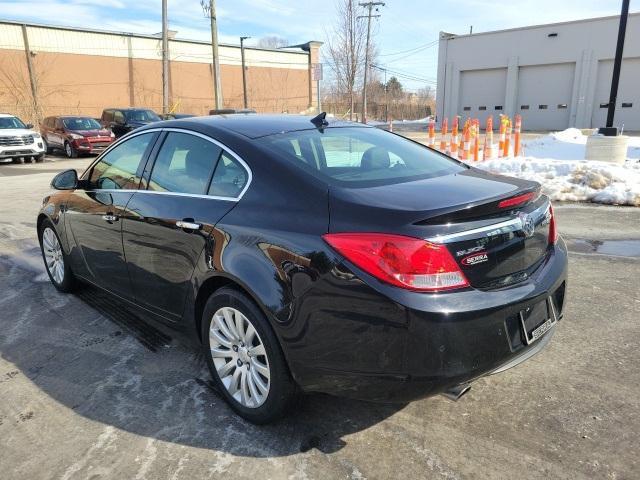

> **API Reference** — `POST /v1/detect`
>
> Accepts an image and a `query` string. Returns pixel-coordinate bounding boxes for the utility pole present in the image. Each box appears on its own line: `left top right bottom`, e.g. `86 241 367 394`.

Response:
358 2 384 124
201 0 223 109
240 36 250 109
161 0 169 114
605 0 630 132
20 24 39 122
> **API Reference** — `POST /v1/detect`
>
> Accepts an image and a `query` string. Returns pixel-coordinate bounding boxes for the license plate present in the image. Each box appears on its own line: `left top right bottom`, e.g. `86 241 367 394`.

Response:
519 296 558 345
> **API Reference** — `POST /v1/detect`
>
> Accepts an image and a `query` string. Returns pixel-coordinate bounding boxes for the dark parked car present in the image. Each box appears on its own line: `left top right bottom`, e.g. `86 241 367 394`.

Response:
37 114 567 423
100 108 161 138
40 116 115 158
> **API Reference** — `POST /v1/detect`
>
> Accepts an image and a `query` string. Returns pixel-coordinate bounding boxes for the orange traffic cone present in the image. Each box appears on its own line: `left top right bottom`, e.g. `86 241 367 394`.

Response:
484 116 494 161
503 118 512 158
461 124 471 161
428 121 436 148
498 116 505 158
440 118 448 152
472 119 480 162
514 114 522 157
450 117 459 158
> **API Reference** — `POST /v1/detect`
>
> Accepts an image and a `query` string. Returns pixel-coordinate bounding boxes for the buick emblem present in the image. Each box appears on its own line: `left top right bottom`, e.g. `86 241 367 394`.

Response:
518 213 535 238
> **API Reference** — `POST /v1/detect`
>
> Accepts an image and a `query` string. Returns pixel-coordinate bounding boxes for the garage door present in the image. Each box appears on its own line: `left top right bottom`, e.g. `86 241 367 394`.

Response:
591 58 640 131
457 68 507 125
517 63 575 131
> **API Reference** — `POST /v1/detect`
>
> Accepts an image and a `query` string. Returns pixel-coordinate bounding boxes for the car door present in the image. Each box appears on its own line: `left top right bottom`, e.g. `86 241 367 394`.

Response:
65 131 159 297
51 118 65 147
121 130 250 321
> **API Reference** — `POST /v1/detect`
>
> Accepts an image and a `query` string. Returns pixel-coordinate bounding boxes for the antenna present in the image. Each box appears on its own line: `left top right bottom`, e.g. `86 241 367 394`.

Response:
310 112 329 127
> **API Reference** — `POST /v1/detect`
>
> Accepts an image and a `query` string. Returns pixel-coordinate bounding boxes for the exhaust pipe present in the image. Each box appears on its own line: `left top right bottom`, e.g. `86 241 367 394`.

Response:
442 384 471 401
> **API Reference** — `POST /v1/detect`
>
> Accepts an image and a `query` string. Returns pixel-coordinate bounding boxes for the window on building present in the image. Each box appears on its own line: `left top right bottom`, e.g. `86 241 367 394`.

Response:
557 104 568 109
478 106 486 111
520 105 529 110
622 102 633 108
599 103 609 108
494 105 503 110
463 106 471 111
538 105 548 110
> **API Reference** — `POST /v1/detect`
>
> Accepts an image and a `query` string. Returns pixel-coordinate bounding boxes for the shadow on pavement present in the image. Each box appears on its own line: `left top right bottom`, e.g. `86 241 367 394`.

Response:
0 252 405 457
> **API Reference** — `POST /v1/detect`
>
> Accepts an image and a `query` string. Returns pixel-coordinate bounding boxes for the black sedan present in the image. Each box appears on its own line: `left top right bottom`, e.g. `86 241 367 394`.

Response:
37 114 568 423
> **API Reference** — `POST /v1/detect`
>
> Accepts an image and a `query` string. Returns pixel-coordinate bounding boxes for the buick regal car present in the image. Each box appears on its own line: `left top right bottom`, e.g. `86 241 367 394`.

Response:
37 114 568 424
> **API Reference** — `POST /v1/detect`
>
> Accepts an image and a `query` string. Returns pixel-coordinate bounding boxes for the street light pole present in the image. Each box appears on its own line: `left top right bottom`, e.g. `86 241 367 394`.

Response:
201 0 223 109
605 0 630 130
161 0 169 114
240 36 250 109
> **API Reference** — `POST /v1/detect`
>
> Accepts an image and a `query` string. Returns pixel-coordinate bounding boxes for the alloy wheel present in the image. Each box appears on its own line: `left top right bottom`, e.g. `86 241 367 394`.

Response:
42 227 64 284
209 306 271 408
65 142 72 158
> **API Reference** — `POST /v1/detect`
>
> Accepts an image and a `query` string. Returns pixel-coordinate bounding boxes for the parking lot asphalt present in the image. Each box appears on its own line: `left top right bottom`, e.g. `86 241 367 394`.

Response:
0 156 639 479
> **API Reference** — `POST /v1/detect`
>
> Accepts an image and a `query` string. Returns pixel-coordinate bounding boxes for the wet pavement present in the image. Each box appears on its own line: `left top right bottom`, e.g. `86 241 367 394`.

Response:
0 160 639 479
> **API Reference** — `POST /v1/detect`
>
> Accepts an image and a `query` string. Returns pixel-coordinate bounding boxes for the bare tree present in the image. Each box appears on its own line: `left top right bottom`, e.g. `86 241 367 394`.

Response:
257 36 288 49
325 0 369 120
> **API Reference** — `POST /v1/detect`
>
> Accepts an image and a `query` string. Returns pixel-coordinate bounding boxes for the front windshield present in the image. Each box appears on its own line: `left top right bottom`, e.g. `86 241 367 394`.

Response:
261 126 466 186
0 116 27 129
125 110 160 122
63 117 102 130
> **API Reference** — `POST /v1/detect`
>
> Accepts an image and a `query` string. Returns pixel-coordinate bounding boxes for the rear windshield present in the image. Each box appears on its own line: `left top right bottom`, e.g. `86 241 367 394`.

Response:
125 109 160 122
63 117 102 130
261 127 466 186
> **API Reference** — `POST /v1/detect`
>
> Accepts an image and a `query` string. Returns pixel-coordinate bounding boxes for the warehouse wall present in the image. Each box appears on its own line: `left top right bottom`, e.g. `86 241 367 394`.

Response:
0 21 319 123
436 13 640 131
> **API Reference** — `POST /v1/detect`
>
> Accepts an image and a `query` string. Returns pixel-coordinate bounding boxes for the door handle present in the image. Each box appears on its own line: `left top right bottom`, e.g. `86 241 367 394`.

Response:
176 220 202 230
102 214 119 222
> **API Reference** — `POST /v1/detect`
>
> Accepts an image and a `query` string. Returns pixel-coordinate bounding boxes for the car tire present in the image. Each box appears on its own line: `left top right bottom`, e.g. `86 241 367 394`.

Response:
35 154 45 163
202 287 298 424
12 157 24 164
64 141 78 158
39 219 77 293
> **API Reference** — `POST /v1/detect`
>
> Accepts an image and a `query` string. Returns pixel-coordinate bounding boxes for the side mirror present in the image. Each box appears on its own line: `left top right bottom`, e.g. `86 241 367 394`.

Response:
25 123 34 129
51 169 78 190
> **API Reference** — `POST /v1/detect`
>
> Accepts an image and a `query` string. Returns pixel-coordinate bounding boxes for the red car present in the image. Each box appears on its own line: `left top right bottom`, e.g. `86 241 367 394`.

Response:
40 116 115 157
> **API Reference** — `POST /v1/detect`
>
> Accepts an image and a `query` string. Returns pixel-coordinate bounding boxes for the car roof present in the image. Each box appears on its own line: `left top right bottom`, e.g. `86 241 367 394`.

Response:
0 113 18 118
180 114 368 139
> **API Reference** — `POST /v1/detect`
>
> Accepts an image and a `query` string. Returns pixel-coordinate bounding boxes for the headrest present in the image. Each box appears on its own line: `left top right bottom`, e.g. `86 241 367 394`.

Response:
360 147 391 170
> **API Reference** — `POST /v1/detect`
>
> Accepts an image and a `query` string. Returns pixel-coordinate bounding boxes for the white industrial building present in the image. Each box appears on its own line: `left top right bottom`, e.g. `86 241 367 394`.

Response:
435 13 640 131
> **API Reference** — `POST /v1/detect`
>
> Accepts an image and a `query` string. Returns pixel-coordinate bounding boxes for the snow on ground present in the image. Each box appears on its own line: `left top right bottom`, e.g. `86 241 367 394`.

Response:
473 129 640 206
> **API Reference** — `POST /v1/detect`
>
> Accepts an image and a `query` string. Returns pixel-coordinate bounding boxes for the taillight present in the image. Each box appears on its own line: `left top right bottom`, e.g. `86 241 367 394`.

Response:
323 233 469 292
548 204 558 245
498 191 536 209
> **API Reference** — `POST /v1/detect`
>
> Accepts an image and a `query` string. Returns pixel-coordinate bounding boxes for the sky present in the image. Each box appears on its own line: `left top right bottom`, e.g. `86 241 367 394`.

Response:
0 0 634 90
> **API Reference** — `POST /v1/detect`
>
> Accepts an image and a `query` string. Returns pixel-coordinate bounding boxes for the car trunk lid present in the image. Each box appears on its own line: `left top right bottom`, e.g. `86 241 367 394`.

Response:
329 168 550 289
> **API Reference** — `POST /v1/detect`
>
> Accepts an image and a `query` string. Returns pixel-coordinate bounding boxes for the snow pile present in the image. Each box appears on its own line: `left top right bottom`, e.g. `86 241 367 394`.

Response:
473 129 640 206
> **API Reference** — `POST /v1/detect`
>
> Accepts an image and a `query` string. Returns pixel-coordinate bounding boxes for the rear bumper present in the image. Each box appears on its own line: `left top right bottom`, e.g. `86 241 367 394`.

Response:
287 239 568 402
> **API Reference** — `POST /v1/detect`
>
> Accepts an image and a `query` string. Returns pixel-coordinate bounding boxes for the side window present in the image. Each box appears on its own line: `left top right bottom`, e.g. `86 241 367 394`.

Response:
89 133 154 190
55 118 63 130
148 132 221 195
103 110 112 122
208 151 249 198
114 110 125 124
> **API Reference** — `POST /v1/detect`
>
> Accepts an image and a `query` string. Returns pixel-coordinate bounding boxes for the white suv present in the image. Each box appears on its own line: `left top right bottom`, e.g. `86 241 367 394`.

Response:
0 113 46 164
